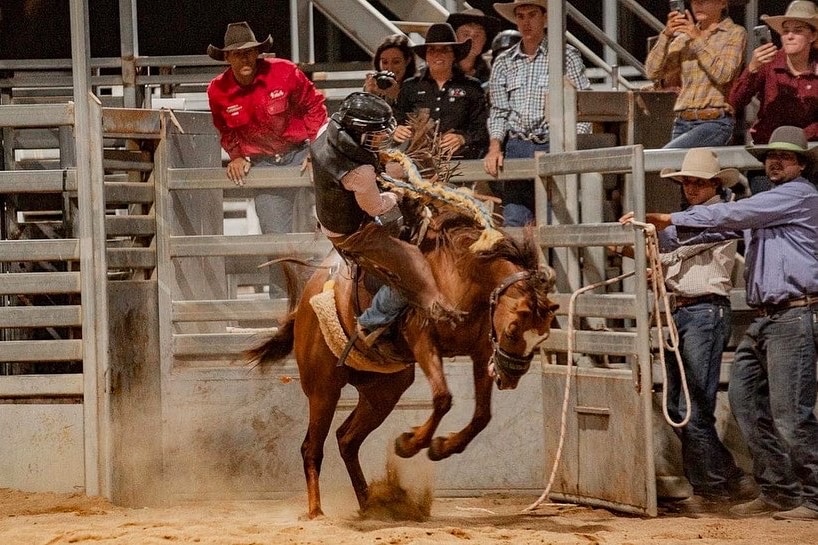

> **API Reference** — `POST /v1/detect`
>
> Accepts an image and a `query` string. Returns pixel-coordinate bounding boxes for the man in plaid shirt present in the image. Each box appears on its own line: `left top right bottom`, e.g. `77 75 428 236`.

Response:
484 0 591 226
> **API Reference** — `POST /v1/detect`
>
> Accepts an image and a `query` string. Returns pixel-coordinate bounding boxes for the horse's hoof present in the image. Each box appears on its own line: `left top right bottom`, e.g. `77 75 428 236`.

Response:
394 432 420 458
427 436 449 461
303 509 324 520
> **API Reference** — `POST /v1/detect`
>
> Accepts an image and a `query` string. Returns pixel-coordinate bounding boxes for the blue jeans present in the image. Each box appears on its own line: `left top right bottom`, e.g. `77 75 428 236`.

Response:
253 146 310 234
357 284 408 331
663 116 735 149
254 147 310 298
665 300 742 495
728 306 818 510
488 138 549 227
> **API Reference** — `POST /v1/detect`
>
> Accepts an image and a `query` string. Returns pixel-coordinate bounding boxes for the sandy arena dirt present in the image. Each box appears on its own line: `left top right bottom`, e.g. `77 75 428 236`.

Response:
1 486 814 545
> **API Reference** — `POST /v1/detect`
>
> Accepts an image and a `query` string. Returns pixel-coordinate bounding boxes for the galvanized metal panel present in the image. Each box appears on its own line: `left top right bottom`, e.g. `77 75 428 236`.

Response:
549 293 638 319
170 233 332 258
0 403 85 492
542 366 657 516
542 329 638 357
538 223 636 247
173 333 257 358
537 145 641 176
173 299 283 322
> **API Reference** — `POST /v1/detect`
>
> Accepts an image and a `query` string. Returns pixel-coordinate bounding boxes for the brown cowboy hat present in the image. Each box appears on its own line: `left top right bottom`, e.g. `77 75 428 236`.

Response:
207 22 273 62
660 148 742 188
760 1 818 37
412 23 472 62
746 125 818 164
446 8 502 53
493 0 548 25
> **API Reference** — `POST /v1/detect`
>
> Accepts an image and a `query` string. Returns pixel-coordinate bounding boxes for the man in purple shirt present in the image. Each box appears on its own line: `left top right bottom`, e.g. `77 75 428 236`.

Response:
624 126 818 521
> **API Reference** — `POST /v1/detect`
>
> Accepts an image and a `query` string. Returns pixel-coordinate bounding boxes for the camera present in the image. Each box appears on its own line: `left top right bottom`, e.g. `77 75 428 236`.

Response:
374 71 396 90
753 25 772 47
669 0 684 13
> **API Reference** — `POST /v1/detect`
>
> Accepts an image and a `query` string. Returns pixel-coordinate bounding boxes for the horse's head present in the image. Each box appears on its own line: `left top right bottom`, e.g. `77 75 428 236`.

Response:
488 267 558 390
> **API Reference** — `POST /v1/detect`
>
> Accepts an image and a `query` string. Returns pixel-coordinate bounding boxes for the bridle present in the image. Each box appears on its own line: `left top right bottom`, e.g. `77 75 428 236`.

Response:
488 270 538 379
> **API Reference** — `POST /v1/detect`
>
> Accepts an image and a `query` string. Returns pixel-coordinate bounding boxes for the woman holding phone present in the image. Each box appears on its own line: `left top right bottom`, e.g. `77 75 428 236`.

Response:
645 0 746 149
729 1 818 147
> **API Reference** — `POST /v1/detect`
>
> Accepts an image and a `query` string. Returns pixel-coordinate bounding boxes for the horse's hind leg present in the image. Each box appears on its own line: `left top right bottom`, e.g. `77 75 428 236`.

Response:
337 367 414 512
302 384 344 519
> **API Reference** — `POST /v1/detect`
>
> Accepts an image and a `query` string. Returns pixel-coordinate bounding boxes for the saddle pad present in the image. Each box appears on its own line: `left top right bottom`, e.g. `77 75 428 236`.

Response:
309 289 410 374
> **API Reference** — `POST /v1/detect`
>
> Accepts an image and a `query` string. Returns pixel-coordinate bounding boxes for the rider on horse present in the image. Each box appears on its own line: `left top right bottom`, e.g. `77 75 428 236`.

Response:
309 92 463 353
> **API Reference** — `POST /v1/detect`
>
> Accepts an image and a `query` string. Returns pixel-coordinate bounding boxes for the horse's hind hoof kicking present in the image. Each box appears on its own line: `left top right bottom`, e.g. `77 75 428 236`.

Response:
394 431 424 459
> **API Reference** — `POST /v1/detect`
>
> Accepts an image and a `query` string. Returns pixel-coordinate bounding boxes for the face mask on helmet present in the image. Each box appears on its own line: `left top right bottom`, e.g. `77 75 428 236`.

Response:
336 92 396 152
359 118 397 152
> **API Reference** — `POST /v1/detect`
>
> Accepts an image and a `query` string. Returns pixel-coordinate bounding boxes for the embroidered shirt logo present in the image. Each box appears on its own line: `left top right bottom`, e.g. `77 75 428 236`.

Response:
448 87 466 98
226 104 243 117
269 89 285 100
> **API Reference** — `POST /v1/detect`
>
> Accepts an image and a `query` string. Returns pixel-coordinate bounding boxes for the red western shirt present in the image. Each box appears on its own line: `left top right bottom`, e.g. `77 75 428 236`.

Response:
207 57 327 160
729 49 818 144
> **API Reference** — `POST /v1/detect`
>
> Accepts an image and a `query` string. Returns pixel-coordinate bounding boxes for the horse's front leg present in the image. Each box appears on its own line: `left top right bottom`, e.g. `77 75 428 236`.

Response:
427 352 494 461
394 339 451 459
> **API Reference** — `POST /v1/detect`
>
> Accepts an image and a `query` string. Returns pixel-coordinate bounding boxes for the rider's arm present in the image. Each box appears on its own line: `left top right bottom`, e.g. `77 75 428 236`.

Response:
341 164 398 217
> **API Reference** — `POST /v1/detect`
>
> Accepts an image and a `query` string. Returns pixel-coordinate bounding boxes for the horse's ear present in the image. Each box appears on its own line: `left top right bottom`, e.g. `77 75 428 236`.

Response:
549 302 560 313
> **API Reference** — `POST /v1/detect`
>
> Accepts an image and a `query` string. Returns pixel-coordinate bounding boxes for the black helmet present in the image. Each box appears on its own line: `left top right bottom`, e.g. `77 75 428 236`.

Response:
333 92 396 152
491 29 522 59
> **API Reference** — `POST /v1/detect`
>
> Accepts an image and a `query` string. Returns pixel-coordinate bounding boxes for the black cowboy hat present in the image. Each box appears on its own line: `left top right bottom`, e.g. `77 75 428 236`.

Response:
412 23 472 62
446 8 502 53
207 22 273 62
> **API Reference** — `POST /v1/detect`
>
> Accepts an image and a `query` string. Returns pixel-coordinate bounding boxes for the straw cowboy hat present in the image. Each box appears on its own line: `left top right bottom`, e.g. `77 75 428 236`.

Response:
760 1 818 36
412 23 472 62
207 22 273 61
660 148 742 187
746 125 818 164
493 0 548 24
446 8 502 53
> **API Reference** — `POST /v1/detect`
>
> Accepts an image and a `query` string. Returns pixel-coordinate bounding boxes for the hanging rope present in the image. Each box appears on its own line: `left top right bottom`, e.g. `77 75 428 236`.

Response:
524 221 691 512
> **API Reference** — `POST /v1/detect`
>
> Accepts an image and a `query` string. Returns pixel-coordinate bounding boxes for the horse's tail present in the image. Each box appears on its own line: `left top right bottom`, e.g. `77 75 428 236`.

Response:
244 312 296 365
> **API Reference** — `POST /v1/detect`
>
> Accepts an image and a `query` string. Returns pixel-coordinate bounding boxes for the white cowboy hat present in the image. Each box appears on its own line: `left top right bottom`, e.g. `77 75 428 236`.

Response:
493 0 548 25
760 1 818 37
660 148 742 187
746 125 818 164
207 22 273 62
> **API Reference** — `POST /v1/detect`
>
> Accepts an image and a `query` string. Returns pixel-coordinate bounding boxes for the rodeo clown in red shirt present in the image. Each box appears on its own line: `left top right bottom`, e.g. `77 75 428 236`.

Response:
207 21 327 236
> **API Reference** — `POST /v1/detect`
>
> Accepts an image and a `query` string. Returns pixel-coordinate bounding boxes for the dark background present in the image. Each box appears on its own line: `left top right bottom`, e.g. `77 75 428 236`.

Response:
0 1 792 61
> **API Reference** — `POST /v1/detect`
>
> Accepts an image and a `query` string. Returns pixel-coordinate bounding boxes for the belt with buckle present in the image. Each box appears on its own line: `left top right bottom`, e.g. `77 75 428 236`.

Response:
249 141 308 165
509 131 549 145
677 108 730 121
673 293 730 309
755 294 818 316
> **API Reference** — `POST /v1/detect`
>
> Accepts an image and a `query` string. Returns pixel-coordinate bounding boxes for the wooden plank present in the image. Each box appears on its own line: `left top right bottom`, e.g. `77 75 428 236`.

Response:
0 374 83 397
0 103 74 127
171 233 331 258
550 293 638 319
0 305 81 328
104 181 154 204
173 299 285 322
0 239 80 262
0 272 81 294
105 215 155 236
0 169 75 193
107 247 156 269
0 339 82 362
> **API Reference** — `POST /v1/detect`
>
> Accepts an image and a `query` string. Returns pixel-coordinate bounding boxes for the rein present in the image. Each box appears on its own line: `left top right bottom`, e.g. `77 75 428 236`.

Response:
488 270 535 378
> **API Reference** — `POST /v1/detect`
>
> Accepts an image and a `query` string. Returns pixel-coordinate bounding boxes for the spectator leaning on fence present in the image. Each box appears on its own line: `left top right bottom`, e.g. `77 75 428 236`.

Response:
645 0 746 149
629 126 818 522
484 0 591 227
206 21 327 236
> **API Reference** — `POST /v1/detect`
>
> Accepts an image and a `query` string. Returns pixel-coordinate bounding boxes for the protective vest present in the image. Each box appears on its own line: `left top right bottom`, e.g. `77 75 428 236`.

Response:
310 121 380 235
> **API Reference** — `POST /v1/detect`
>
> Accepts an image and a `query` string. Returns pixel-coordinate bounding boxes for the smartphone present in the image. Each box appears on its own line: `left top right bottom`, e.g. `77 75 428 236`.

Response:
753 25 772 47
669 0 685 13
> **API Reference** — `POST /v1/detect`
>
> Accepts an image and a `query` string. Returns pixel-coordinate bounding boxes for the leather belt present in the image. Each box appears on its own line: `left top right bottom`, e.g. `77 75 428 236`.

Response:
677 108 730 121
755 294 818 316
673 293 730 309
509 131 549 145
